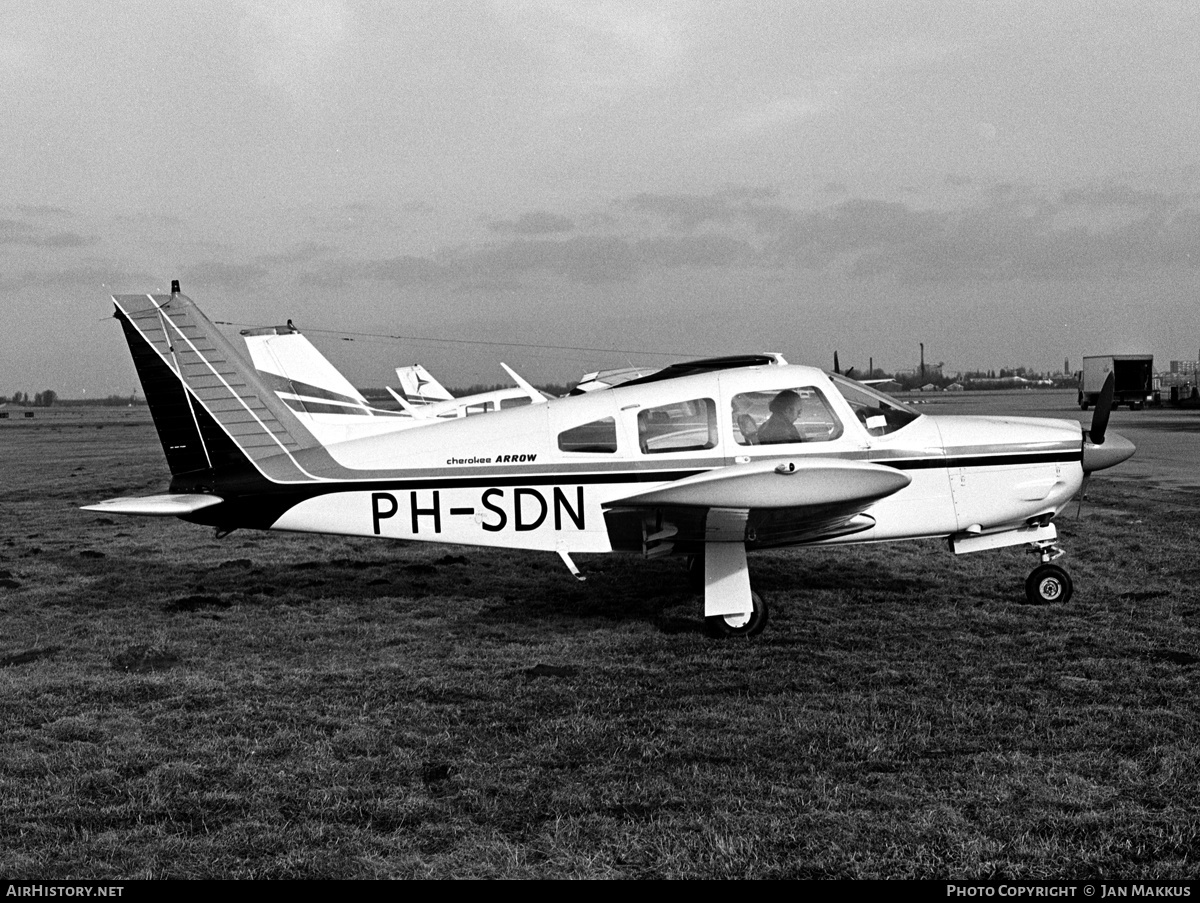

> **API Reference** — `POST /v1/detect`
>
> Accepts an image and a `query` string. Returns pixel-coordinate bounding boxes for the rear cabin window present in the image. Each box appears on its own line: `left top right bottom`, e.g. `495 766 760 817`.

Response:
558 417 618 453
637 398 717 454
732 387 843 446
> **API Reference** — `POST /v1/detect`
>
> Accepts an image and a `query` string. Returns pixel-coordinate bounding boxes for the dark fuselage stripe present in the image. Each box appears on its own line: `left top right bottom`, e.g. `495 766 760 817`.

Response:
231 450 1080 497
281 469 710 493
887 451 1081 470
316 450 1080 489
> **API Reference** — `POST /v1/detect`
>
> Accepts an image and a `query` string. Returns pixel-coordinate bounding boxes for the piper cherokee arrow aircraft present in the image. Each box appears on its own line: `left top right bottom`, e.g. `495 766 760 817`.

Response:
84 282 1136 637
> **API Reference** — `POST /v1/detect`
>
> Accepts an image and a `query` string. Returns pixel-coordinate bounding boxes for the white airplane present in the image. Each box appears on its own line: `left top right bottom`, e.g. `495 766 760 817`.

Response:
393 362 456 405
242 322 547 444
965 375 1054 389
241 323 418 445
389 363 549 419
571 364 662 394
831 351 896 388
85 283 1135 637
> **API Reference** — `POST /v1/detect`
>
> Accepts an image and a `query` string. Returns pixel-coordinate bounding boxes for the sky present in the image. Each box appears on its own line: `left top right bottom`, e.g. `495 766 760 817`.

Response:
3 0 1200 397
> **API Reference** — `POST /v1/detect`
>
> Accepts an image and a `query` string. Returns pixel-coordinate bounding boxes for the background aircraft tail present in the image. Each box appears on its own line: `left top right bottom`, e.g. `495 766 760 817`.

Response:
243 325 373 413
242 325 411 444
112 282 322 491
395 364 455 405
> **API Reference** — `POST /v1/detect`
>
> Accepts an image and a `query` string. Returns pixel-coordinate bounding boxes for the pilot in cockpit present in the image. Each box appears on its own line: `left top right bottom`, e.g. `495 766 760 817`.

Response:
758 389 803 444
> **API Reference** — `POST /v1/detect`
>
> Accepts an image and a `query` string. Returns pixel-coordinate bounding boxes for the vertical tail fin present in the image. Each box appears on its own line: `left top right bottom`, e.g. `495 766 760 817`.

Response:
395 364 455 405
241 325 413 444
242 325 372 412
113 287 321 489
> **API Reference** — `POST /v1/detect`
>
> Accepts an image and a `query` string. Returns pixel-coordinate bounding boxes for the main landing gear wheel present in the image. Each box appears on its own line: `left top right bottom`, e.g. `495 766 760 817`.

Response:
1025 563 1073 605
705 590 769 638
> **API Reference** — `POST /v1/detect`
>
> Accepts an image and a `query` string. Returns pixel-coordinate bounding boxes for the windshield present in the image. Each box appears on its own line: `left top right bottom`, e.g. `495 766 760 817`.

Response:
826 373 921 437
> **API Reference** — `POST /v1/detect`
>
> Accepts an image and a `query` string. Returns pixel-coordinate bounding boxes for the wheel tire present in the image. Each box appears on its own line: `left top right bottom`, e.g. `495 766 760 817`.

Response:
1025 564 1073 605
705 590 769 638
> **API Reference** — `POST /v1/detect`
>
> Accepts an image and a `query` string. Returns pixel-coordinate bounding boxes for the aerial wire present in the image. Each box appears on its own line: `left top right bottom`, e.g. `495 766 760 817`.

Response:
211 320 713 360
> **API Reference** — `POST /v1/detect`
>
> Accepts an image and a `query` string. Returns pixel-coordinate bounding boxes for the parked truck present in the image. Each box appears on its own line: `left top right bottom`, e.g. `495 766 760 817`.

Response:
1078 354 1156 410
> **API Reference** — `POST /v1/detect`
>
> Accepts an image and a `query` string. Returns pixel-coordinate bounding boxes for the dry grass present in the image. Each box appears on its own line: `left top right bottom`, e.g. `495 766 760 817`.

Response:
1 410 1198 878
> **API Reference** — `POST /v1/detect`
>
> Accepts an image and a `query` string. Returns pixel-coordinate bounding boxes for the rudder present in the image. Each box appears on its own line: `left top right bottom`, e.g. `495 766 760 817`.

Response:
113 284 321 490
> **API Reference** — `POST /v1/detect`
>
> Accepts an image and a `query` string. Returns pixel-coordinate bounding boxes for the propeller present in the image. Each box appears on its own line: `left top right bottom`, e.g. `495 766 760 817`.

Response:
1089 370 1114 445
1076 371 1136 514
832 352 856 380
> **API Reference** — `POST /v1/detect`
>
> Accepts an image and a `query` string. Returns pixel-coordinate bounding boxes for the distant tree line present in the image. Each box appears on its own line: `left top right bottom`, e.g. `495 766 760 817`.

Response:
446 382 575 398
1 391 148 407
67 394 146 407
2 390 57 407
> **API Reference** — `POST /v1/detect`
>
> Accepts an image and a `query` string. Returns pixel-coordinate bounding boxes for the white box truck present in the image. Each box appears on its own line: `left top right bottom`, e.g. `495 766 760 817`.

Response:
1078 354 1155 410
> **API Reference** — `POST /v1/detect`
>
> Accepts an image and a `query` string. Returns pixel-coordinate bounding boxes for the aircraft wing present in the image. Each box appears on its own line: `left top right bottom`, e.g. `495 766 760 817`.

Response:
602 458 910 551
500 362 548 404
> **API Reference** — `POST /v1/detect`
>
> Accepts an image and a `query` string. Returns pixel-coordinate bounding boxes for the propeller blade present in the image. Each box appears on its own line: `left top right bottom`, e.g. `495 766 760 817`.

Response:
1081 374 1135 474
1090 371 1115 445
834 351 841 375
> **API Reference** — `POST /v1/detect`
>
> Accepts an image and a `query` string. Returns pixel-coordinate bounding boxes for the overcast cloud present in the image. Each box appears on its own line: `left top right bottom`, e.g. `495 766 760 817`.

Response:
3 0 1199 394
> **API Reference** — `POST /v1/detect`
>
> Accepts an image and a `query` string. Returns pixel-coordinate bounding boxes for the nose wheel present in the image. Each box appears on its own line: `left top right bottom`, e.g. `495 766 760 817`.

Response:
1025 563 1073 605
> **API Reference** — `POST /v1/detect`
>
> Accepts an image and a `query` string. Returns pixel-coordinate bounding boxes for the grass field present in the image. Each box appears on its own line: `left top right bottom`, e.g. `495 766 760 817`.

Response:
2 410 1198 878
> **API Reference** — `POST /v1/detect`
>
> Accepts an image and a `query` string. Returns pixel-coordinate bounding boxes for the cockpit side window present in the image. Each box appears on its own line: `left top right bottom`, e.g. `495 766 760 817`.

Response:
732 387 843 446
558 416 618 453
637 398 717 454
827 374 920 436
